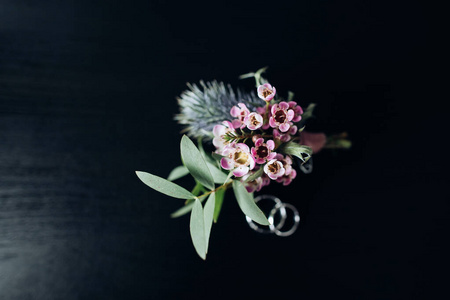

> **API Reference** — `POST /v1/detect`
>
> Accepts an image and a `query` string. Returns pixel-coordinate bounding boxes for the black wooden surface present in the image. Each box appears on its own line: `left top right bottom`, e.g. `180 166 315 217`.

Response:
0 1 445 299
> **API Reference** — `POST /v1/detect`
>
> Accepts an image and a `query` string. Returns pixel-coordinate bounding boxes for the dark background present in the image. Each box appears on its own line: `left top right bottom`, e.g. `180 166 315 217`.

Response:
0 0 446 299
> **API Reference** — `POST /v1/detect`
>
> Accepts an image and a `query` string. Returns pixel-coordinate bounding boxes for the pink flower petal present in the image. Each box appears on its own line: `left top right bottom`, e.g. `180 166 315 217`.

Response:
267 172 278 180
269 117 277 128
289 126 298 135
256 107 266 114
279 122 290 132
271 104 278 115
279 101 289 110
233 166 249 177
267 152 277 160
273 129 281 139
238 103 248 111
249 157 255 169
231 119 241 129
213 125 224 137
220 157 233 170
230 106 240 118
236 143 249 153
266 139 275 150
255 138 264 147
255 158 266 164
293 115 302 122
287 109 295 121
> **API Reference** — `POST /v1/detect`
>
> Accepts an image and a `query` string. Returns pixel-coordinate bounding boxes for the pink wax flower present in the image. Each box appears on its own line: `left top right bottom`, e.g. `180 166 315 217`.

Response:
263 159 286 180
288 101 303 122
213 120 235 154
256 106 271 130
257 83 276 101
220 143 255 177
274 153 293 176
230 103 250 129
251 138 276 164
273 128 291 142
269 101 294 132
242 172 264 193
244 112 263 130
276 168 297 186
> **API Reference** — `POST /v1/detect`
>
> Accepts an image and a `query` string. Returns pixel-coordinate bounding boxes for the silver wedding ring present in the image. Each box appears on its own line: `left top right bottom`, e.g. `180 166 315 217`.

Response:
246 195 300 237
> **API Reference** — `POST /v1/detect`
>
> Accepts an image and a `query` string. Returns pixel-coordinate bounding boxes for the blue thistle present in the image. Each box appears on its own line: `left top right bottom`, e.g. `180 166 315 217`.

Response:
174 80 262 140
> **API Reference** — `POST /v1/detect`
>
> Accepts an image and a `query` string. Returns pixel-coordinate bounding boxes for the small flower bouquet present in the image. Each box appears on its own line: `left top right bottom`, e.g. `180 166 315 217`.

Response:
136 68 350 259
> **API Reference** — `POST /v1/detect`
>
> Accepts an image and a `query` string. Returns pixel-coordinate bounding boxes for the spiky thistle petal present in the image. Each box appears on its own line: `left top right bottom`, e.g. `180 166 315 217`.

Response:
174 80 261 140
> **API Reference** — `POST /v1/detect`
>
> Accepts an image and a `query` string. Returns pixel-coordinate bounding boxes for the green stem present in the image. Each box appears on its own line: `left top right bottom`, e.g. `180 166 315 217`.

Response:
196 180 233 200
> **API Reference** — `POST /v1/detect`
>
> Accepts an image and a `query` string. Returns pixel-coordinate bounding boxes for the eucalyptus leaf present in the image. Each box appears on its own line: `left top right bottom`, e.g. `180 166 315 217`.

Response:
244 168 264 183
170 194 208 218
281 142 313 163
232 181 270 226
211 152 225 162
167 165 189 181
181 135 215 190
190 199 206 260
136 171 195 200
204 193 215 253
197 137 216 166
206 161 228 184
224 171 234 185
213 188 225 223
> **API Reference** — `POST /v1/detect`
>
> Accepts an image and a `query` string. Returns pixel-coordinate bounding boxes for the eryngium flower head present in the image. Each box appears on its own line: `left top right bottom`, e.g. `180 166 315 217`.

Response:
174 80 261 140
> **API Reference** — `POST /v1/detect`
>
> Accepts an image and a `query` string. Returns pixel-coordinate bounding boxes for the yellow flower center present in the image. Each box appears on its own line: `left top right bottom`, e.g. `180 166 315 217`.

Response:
262 88 273 98
268 162 280 173
233 150 249 165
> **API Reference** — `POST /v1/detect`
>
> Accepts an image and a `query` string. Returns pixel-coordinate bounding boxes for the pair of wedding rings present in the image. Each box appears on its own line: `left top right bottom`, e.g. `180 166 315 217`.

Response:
245 195 300 237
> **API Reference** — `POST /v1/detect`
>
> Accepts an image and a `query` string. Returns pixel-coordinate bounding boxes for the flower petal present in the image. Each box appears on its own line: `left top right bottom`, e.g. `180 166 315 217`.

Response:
287 109 295 121
269 117 277 128
266 139 275 150
230 106 240 118
220 157 234 170
233 166 249 177
249 157 255 169
255 138 264 147
271 104 278 115
236 143 250 153
279 122 290 132
279 101 289 110
213 124 225 137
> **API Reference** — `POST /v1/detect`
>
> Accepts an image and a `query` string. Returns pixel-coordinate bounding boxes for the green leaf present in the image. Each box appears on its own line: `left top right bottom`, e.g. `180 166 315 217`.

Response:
181 135 215 190
232 181 270 226
213 188 225 223
203 192 215 253
190 199 206 260
224 171 234 185
244 168 264 183
191 181 205 196
136 171 195 200
197 137 216 166
281 141 313 164
206 161 228 184
167 165 189 181
211 152 225 162
170 194 208 218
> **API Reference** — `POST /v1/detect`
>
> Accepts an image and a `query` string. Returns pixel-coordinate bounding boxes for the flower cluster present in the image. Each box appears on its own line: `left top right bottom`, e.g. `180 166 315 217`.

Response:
136 68 352 260
213 83 305 192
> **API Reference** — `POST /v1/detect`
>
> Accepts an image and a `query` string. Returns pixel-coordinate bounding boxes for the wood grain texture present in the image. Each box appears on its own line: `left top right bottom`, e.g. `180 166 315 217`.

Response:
1 1 445 300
